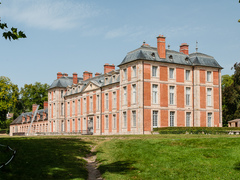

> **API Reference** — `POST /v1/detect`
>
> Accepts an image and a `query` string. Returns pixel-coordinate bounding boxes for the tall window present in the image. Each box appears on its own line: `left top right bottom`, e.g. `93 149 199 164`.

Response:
61 103 64 116
67 120 70 132
132 111 136 127
72 101 75 116
49 104 51 118
105 116 109 129
123 87 127 105
72 119 75 132
84 118 87 130
53 103 55 117
61 90 63 98
123 112 127 128
113 114 116 129
97 95 99 111
84 98 86 113
113 92 116 109
170 112 175 127
123 69 127 80
207 113 212 127
152 84 158 104
169 68 174 79
90 96 93 112
169 86 175 105
132 66 136 77
186 87 191 106
153 111 158 128
152 66 157 77
185 70 190 81
132 84 136 104
78 118 81 131
78 99 81 114
207 88 212 106
186 112 191 127
207 71 211 82
105 93 109 110
67 102 70 116
97 116 100 129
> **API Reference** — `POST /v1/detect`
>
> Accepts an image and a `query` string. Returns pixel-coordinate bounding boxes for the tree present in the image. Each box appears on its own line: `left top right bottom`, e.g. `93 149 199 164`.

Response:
20 82 49 112
0 2 26 40
0 76 19 128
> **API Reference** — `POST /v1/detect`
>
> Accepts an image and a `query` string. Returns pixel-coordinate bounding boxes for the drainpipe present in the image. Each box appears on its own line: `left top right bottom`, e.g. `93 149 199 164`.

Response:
142 60 145 134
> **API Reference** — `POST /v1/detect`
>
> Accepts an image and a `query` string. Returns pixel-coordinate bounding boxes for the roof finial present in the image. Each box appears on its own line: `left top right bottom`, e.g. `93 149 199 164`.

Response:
196 40 198 52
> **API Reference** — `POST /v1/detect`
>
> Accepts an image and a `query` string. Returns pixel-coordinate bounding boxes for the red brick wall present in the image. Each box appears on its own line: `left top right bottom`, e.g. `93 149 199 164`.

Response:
177 85 184 108
200 87 206 108
117 89 120 110
144 63 151 79
213 71 219 85
127 84 131 107
176 68 184 83
109 115 112 133
177 111 185 127
93 94 96 113
214 112 219 127
161 110 168 127
160 66 168 81
214 87 219 109
144 82 151 106
160 84 168 107
128 110 131 131
200 69 205 84
200 112 206 127
144 109 151 131
128 66 131 81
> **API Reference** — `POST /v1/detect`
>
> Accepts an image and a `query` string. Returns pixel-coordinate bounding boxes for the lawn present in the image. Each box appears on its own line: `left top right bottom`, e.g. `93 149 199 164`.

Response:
1 134 240 180
0 136 91 180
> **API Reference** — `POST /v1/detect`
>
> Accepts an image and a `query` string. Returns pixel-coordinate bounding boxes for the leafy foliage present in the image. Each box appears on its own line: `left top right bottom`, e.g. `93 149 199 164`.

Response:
20 82 49 111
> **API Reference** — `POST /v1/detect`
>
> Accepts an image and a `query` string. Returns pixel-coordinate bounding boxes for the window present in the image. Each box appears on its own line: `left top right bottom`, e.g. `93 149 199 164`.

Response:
72 119 75 132
123 87 127 105
112 92 116 108
78 118 81 131
105 93 109 110
61 103 64 116
169 68 174 79
84 118 87 130
207 71 211 82
123 69 127 80
169 86 175 105
132 66 136 77
97 95 99 111
67 102 70 116
67 120 70 132
78 99 81 114
97 116 100 129
49 104 51 118
84 98 86 113
105 116 109 129
132 84 136 104
153 111 158 128
186 112 191 127
123 112 127 128
72 101 75 116
152 66 158 77
105 77 108 84
113 75 115 82
113 114 116 129
185 70 190 81
207 88 212 106
132 111 136 127
90 96 93 112
186 87 191 106
61 90 64 98
207 113 212 127
152 84 158 104
170 112 175 127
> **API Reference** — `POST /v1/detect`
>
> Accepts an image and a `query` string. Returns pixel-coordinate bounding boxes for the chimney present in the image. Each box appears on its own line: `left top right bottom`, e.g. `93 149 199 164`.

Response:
83 71 93 81
63 73 68 77
104 63 115 74
180 43 189 55
73 72 78 84
32 104 38 113
57 72 62 79
95 72 101 77
156 35 166 59
44 101 48 110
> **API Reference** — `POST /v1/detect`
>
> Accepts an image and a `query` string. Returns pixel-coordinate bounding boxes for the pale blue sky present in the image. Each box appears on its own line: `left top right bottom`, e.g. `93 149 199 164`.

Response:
0 0 239 88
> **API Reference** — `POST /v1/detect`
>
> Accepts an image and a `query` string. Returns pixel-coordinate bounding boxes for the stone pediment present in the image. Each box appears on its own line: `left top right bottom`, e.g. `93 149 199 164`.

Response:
82 81 100 92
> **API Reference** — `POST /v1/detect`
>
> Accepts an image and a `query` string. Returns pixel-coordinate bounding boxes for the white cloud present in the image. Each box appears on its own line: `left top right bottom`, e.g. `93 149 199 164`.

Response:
0 0 100 30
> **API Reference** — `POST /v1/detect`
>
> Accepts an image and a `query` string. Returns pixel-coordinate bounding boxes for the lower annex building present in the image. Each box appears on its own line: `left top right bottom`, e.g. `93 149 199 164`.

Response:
10 35 223 136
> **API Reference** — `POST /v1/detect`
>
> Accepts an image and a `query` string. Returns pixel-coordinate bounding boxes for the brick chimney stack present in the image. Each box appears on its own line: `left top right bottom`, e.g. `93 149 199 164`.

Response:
73 72 78 84
44 101 48 110
156 35 166 59
32 104 38 113
95 72 101 77
63 73 68 77
104 63 115 74
57 72 62 79
83 71 93 81
180 43 189 55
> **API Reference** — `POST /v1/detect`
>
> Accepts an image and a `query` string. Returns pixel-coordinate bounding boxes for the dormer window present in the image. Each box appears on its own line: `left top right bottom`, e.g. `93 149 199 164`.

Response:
169 55 173 61
113 75 115 82
185 57 189 62
105 77 108 83
151 52 155 58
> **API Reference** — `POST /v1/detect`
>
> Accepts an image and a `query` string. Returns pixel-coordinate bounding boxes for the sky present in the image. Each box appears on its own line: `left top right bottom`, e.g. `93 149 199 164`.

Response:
0 0 239 89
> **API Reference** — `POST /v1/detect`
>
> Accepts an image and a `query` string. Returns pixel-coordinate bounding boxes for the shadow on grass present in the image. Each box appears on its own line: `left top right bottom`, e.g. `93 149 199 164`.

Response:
234 162 240 171
0 137 92 180
98 160 137 175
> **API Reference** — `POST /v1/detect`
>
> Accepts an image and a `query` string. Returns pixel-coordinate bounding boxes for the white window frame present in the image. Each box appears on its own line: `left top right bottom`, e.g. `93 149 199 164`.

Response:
170 111 175 127
67 120 70 132
132 84 136 104
105 93 109 110
84 98 86 113
132 111 136 127
152 84 158 104
90 96 93 112
185 70 190 81
169 86 175 105
61 103 64 116
78 118 81 131
72 101 75 116
186 112 191 127
123 69 127 80
78 99 81 114
186 87 191 106
152 66 158 77
97 116 100 129
113 92 116 109
105 115 109 129
113 114 116 129
123 112 127 128
132 66 136 78
123 86 127 105
152 111 158 128
72 119 75 132
169 68 174 79
97 95 99 111
207 71 212 82
207 88 212 106
207 113 212 127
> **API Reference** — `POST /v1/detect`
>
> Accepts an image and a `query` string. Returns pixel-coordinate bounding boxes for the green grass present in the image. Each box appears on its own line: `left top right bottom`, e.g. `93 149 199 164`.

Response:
96 135 240 180
0 136 91 180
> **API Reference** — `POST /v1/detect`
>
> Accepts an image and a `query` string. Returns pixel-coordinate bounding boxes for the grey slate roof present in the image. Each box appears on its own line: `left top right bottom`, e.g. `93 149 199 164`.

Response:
119 44 222 68
49 76 83 89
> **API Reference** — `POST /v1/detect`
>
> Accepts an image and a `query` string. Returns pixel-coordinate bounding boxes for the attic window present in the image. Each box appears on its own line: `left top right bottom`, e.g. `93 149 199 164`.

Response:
169 55 173 60
113 75 115 82
90 84 92 88
151 52 155 58
185 57 189 62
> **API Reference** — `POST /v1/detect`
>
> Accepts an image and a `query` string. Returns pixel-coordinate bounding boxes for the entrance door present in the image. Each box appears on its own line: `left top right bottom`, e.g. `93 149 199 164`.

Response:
88 118 93 134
